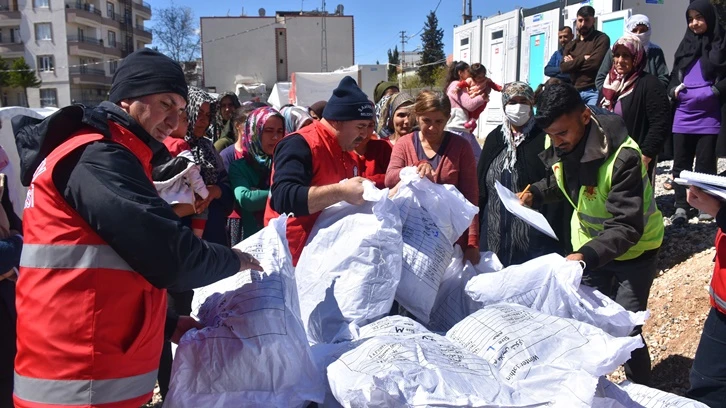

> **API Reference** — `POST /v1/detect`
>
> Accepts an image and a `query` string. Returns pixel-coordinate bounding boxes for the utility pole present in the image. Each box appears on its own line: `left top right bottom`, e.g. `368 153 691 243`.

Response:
399 30 407 90
321 0 328 72
462 0 472 24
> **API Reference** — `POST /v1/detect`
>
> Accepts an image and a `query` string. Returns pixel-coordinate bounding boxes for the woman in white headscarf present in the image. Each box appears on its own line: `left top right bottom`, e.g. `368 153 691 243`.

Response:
596 14 670 89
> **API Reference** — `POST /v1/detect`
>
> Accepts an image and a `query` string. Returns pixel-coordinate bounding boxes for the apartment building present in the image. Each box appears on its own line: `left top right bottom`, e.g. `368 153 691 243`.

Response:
0 0 152 108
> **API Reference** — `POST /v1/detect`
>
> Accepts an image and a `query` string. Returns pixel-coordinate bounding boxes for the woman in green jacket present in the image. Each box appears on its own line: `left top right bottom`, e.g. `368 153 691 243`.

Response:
229 106 285 239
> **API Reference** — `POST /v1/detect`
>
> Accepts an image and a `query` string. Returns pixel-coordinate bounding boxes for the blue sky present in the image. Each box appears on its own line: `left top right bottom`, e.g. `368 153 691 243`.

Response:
149 0 546 64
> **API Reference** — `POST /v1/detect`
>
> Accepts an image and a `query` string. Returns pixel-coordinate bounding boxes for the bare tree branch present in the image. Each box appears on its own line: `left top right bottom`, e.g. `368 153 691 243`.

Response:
152 2 200 64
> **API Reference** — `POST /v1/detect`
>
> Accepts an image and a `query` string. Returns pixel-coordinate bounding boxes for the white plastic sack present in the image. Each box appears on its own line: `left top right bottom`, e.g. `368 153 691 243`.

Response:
165 216 324 408
465 254 648 337
446 303 645 407
428 245 503 332
593 378 709 408
391 167 479 324
326 331 546 407
296 181 403 344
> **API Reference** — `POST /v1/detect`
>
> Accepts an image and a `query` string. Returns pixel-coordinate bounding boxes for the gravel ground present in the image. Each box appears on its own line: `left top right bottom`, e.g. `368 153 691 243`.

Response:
145 159 722 406
607 159 724 395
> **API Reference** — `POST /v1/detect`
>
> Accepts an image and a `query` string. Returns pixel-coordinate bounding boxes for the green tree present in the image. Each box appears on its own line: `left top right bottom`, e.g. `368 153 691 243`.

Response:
0 57 10 107
418 11 445 86
9 57 41 107
387 46 400 81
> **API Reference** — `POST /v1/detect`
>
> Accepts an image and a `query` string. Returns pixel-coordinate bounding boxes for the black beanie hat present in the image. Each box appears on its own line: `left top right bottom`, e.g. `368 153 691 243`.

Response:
322 76 374 121
109 48 188 104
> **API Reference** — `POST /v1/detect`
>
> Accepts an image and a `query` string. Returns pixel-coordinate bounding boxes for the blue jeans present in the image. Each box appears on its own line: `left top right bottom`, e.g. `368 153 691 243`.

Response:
687 307 726 407
579 88 599 106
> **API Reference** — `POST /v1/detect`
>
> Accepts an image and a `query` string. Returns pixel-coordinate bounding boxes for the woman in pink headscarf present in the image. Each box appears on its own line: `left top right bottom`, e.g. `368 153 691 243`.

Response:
598 34 670 184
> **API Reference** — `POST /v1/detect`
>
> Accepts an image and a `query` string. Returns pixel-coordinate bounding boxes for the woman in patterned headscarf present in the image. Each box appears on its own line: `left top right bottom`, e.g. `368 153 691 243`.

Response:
228 106 285 241
184 86 235 246
375 92 414 144
598 34 669 186
477 81 567 266
280 105 313 134
212 92 242 152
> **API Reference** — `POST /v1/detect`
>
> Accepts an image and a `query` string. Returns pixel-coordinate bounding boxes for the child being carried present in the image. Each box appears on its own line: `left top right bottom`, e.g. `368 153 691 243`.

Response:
454 63 502 132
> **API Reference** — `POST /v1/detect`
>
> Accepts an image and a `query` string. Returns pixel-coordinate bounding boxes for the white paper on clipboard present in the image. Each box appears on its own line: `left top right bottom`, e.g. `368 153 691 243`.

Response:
494 181 558 241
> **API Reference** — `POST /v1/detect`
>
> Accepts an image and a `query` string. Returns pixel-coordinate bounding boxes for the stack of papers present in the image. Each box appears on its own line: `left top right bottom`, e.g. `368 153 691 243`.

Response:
675 170 726 200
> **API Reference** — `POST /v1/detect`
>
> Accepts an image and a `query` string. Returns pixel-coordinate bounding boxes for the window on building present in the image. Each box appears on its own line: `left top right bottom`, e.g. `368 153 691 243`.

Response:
35 23 52 41
107 2 115 19
33 0 50 8
11 27 20 43
109 60 118 74
37 55 54 72
460 37 469 46
77 27 85 41
491 30 504 40
0 32 3 43
107 31 116 47
40 88 57 107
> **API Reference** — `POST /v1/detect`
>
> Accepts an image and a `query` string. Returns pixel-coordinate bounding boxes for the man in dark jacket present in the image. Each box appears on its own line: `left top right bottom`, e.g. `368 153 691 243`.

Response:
560 6 610 105
544 26 574 83
12 49 261 407
520 83 663 385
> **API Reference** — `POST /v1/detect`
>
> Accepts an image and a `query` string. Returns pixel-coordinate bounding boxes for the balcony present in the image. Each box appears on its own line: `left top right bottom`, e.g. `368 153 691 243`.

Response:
132 1 151 16
69 66 111 86
134 24 151 40
65 2 104 26
0 4 21 23
104 42 125 58
0 41 22 55
67 36 105 56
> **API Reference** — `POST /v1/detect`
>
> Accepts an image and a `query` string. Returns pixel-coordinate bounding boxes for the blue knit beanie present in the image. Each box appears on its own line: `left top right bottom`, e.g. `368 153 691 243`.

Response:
322 76 374 121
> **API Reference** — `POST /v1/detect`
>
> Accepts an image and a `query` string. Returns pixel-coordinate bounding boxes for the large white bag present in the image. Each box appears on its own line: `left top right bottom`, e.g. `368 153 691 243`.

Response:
326 329 546 407
391 167 479 324
446 303 645 407
295 181 403 344
428 245 503 332
165 216 324 408
465 254 648 337
593 378 709 408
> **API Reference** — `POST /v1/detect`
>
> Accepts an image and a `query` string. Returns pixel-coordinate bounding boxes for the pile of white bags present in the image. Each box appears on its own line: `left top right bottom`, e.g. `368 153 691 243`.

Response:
165 216 324 408
295 181 403 344
391 167 479 324
465 253 649 337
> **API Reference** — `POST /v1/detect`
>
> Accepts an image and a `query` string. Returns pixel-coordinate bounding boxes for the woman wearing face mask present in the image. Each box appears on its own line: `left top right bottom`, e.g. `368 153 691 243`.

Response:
668 0 726 225
598 34 670 184
477 82 566 266
375 92 414 145
596 15 670 90
385 90 480 266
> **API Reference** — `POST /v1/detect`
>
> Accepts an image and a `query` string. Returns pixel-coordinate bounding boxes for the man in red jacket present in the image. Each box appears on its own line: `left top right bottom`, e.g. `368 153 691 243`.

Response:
12 49 261 408
264 76 372 265
685 186 726 406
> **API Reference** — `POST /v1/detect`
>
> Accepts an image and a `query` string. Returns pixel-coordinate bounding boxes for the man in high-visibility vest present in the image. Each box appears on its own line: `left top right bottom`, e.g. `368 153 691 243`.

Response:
520 82 663 385
12 49 262 408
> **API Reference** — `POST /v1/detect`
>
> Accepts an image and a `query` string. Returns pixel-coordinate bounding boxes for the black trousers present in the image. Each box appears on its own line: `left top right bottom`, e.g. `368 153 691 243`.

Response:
0 281 16 407
581 251 659 385
687 307 726 407
158 290 194 400
672 133 718 209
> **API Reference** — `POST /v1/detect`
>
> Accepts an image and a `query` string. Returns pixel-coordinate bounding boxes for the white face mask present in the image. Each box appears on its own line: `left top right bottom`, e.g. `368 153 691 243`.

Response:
632 30 651 49
504 104 531 126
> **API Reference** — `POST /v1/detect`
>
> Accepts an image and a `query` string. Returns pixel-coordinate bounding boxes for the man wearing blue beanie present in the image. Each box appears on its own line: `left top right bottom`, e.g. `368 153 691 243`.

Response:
265 76 373 265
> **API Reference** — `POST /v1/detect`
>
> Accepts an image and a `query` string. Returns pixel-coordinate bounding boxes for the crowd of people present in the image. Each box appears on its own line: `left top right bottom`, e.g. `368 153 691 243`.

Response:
0 1 724 407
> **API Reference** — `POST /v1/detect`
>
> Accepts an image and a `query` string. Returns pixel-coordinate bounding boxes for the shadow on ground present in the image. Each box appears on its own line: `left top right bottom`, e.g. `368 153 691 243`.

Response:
651 354 694 396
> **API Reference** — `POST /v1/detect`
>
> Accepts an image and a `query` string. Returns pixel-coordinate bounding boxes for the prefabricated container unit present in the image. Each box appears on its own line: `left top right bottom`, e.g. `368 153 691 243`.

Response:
563 0 616 32
620 0 689 71
477 9 522 140
453 19 484 65
519 1 563 90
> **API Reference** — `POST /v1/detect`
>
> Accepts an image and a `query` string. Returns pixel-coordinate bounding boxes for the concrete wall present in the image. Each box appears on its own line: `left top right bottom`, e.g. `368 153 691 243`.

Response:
201 15 354 93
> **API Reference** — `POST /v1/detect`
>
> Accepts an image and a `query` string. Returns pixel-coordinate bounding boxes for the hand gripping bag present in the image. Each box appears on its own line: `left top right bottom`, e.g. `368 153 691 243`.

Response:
391 167 478 324
295 181 403 344
165 215 324 407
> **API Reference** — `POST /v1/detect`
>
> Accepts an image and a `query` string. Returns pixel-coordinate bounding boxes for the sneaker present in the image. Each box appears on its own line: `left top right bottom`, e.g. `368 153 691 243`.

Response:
698 211 714 221
670 208 688 225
